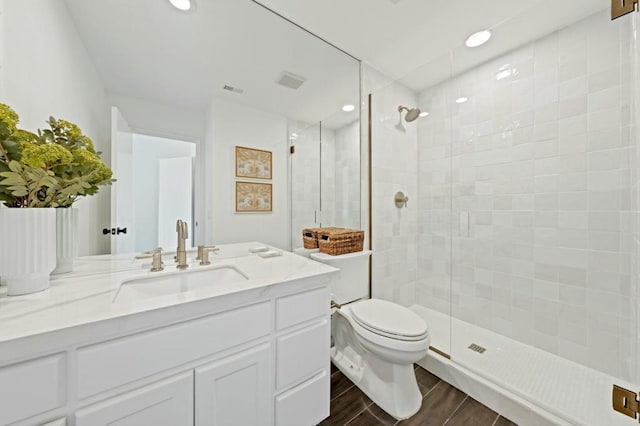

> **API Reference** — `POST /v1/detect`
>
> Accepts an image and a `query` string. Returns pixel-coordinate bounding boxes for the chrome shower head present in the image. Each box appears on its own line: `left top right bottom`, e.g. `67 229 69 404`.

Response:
398 105 421 122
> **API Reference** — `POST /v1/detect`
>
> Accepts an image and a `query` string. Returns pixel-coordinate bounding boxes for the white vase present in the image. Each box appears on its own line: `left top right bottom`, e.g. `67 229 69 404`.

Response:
0 208 56 296
52 207 78 275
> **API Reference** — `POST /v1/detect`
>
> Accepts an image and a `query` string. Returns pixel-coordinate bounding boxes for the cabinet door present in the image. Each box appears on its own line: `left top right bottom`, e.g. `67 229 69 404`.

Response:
75 372 193 426
195 344 271 426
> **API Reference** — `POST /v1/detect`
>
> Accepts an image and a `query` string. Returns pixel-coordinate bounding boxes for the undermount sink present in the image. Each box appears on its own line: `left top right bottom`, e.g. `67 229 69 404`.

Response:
113 265 249 303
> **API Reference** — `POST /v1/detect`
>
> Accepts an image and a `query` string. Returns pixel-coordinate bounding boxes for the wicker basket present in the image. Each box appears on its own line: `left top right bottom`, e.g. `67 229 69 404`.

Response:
317 228 364 256
302 227 340 249
302 228 322 249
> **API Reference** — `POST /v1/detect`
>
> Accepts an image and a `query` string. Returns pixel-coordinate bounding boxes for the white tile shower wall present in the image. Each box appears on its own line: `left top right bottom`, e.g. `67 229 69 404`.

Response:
370 79 419 306
335 121 362 229
416 78 453 317
290 119 361 250
362 63 405 256
418 11 635 381
321 128 336 227
290 121 320 250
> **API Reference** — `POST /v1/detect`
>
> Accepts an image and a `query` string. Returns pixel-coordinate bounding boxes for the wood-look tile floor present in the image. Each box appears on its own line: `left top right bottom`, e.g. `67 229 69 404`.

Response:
321 364 518 426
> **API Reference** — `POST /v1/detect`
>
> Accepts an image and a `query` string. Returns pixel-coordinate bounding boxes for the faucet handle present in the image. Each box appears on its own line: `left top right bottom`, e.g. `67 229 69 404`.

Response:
150 250 164 272
197 244 218 260
133 248 164 272
133 247 163 260
199 246 220 266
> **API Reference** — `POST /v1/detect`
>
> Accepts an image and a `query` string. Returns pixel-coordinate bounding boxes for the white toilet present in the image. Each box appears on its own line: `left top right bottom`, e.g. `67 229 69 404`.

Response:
310 250 430 420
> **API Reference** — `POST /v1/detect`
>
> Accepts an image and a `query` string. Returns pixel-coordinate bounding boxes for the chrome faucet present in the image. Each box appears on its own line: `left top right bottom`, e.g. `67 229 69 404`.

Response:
176 219 189 270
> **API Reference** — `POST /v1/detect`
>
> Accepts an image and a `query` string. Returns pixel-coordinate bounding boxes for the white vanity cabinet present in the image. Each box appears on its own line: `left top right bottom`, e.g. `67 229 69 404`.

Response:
195 344 272 426
0 282 332 426
75 372 194 426
274 287 331 425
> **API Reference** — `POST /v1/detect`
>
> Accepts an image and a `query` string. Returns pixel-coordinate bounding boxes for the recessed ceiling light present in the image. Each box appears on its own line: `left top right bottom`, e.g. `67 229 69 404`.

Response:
419 111 430 117
169 0 191 11
456 97 468 104
465 30 491 48
342 104 355 112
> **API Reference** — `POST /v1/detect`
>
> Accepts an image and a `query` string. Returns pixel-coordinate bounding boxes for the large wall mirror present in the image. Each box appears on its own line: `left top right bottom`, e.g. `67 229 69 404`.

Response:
0 0 361 255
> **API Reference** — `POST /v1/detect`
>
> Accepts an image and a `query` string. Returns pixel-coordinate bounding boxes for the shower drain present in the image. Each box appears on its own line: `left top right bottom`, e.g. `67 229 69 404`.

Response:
468 343 486 354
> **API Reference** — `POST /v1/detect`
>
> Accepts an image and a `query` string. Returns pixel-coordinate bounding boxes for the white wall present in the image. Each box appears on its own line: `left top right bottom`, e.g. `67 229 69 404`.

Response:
0 0 110 255
370 78 420 307
132 135 195 252
204 97 289 250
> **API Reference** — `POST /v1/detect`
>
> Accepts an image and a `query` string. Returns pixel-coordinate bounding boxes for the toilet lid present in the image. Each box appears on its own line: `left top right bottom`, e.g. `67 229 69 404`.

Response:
350 299 428 339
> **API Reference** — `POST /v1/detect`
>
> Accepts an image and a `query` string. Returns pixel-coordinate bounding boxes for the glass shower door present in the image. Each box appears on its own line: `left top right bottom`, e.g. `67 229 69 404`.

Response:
630 7 640 406
367 50 455 357
445 6 639 425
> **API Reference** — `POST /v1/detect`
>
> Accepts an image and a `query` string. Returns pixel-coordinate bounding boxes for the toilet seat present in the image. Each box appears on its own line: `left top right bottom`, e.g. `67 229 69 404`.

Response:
349 299 428 342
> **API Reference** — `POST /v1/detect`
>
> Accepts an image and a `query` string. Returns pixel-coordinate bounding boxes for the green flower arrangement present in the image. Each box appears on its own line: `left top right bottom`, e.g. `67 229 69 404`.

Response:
0 103 114 208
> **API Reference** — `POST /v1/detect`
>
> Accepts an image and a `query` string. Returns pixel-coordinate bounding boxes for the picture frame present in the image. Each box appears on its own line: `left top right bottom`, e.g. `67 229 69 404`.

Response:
235 146 272 180
235 181 272 212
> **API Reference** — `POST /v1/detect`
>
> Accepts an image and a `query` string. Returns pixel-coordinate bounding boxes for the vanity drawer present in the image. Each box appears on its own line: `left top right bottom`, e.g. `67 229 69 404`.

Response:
0 353 66 425
276 318 329 390
275 370 329 426
77 301 270 399
276 286 329 330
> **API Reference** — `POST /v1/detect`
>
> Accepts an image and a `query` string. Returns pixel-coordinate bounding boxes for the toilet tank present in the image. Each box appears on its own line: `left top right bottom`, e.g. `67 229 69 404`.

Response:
292 247 320 258
310 250 371 304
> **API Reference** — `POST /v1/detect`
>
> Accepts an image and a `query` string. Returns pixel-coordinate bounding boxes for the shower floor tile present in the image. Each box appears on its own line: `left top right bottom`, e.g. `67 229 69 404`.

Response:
320 365 518 426
411 304 637 426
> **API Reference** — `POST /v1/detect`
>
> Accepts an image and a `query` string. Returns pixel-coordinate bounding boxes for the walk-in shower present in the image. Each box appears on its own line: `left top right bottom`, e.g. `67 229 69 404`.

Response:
370 5 639 425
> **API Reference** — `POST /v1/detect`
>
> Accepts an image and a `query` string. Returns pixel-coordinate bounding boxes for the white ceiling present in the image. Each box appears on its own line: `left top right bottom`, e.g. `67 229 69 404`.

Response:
255 0 609 91
63 0 360 126
63 0 612 127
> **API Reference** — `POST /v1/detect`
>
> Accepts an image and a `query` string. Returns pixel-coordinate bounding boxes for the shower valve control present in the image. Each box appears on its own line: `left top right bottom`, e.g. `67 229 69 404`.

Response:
394 192 409 208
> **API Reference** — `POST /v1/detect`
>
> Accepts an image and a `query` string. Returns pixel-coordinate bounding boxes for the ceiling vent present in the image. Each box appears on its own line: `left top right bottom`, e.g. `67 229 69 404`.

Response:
223 84 244 94
276 71 306 90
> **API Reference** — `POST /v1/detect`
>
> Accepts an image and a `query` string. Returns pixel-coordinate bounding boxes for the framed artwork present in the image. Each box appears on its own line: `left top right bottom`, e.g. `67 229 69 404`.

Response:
236 181 272 212
235 146 272 180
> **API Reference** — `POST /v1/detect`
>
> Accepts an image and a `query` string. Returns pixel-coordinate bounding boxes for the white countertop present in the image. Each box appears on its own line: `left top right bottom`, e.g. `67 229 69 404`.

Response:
0 242 338 344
